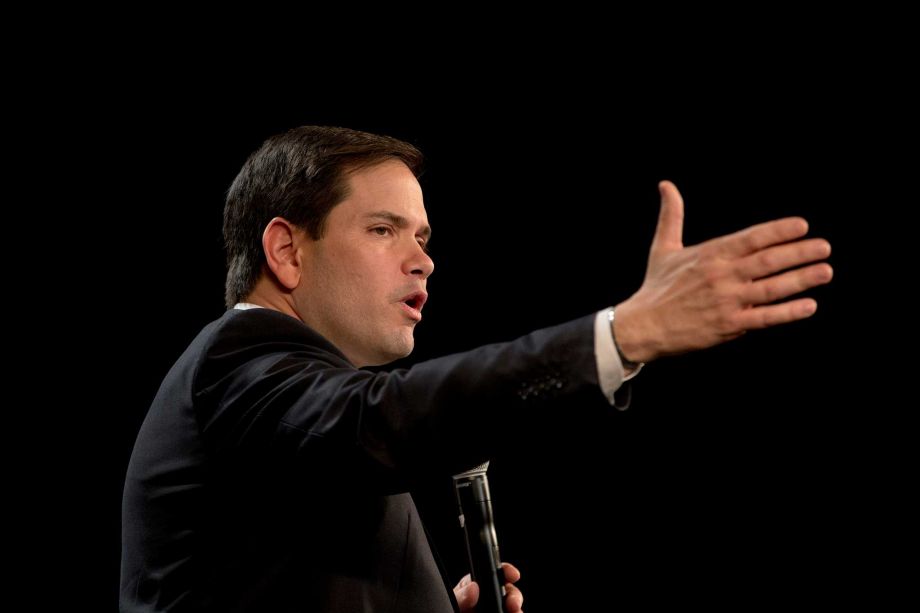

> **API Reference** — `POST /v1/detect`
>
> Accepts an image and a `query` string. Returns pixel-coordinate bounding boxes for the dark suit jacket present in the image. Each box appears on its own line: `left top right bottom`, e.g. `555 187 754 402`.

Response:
121 307 616 612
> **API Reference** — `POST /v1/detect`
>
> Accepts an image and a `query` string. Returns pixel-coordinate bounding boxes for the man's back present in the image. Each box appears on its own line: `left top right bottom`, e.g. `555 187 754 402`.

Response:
120 308 458 612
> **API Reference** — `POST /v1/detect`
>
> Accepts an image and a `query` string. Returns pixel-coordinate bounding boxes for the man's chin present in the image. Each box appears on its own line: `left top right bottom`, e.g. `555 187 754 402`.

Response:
386 341 414 363
364 338 414 367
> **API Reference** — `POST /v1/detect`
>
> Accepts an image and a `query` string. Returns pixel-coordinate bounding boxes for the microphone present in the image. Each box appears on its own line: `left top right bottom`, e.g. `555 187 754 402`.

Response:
453 462 507 613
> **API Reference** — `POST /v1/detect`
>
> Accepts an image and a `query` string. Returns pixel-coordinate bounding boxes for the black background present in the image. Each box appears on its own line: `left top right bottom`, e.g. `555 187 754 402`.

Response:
43 58 903 610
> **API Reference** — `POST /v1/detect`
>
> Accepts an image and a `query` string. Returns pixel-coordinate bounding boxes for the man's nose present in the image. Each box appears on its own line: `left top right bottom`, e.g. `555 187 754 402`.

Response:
405 242 434 279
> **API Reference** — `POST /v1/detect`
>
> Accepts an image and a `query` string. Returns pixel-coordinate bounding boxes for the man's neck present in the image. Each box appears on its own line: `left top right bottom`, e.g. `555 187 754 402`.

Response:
242 284 302 322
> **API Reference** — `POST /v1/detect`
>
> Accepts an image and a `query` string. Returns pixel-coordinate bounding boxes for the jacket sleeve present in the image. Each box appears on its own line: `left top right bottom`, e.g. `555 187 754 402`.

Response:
193 311 605 491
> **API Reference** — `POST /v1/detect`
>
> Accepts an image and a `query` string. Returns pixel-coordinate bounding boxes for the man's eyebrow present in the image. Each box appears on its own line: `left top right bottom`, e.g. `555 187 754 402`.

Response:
365 211 431 241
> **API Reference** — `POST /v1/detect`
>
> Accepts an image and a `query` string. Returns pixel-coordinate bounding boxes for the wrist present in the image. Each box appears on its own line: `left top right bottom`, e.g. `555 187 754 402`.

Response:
608 306 647 368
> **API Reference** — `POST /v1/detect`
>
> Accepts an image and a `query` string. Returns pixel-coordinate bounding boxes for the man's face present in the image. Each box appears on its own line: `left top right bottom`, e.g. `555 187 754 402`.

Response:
294 160 434 366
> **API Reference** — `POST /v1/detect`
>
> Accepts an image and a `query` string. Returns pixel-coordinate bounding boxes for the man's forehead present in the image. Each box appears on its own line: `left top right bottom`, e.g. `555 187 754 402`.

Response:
340 162 429 228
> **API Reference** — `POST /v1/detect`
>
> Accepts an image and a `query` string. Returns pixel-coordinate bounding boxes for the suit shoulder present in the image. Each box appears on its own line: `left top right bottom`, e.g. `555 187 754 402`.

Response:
203 309 346 358
189 309 351 391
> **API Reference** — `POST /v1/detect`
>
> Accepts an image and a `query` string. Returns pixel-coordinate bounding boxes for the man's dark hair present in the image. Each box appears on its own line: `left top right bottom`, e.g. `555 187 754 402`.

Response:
223 125 424 307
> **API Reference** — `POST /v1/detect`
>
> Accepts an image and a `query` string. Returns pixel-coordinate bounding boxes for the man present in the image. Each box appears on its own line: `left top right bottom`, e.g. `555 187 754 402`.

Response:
121 126 832 612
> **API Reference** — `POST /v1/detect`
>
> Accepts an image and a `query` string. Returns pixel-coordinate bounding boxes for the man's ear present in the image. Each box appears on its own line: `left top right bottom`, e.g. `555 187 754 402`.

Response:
262 217 305 291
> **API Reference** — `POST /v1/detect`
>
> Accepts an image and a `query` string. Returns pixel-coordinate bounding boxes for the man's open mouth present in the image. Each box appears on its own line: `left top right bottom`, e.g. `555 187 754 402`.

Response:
400 291 428 312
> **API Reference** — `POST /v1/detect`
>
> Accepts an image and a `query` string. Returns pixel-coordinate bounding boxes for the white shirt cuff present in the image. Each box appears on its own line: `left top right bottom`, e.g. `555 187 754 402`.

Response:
594 307 642 409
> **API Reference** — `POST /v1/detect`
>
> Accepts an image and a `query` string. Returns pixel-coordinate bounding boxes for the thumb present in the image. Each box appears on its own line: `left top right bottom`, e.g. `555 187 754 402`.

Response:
650 180 684 253
455 580 480 610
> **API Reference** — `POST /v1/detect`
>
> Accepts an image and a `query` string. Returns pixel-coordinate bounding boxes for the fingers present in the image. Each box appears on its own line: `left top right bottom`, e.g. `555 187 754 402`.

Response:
454 567 523 613
505 582 524 612
712 216 810 258
735 297 820 329
501 562 521 583
453 577 479 611
650 180 685 253
742 262 833 306
737 238 831 281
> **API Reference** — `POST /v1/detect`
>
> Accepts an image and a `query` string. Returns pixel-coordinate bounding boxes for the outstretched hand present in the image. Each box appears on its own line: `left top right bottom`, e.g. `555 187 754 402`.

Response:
613 181 833 363
454 562 523 612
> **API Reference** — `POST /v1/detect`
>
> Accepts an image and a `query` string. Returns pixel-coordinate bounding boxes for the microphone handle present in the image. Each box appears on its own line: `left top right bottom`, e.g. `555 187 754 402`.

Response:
455 473 507 613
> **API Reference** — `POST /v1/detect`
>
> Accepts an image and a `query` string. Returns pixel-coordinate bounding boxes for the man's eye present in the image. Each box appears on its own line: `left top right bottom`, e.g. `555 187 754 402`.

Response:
372 227 391 236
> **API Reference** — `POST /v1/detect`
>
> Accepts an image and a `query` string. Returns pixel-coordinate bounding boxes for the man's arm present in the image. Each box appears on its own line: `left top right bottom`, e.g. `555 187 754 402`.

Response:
193 309 604 492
